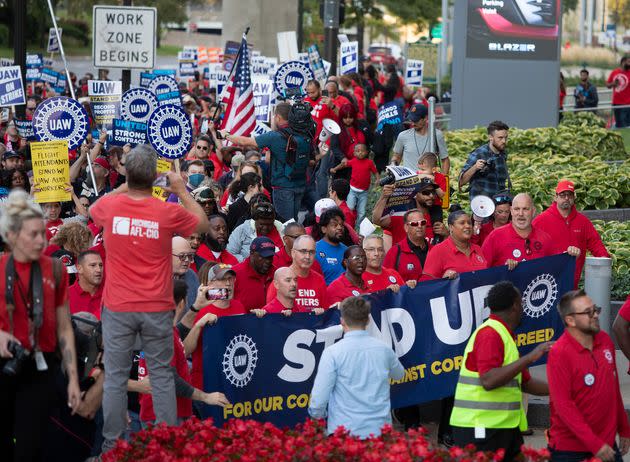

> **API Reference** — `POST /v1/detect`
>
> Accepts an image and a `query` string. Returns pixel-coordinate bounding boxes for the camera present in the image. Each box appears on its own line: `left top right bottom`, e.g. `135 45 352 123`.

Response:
3 341 29 377
379 172 396 187
478 158 496 175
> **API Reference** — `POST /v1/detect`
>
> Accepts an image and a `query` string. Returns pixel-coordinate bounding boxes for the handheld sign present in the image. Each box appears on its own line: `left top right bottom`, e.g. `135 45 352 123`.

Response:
88 80 122 128
31 140 71 203
148 75 181 107
152 157 172 201
92 6 157 69
252 76 273 123
340 41 359 75
14 118 36 140
40 68 59 87
140 72 154 87
147 105 192 159
405 59 424 87
32 96 89 150
121 88 158 123
381 166 422 216
307 44 327 82
47 27 62 53
26 54 42 82
273 61 314 97
0 66 26 107
110 118 148 146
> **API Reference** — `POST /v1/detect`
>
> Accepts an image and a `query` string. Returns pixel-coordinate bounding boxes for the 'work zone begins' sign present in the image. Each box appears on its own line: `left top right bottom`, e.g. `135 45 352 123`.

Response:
93 6 156 69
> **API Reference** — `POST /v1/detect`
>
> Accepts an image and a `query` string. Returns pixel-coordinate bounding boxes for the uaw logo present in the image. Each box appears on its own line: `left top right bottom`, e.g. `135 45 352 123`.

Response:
121 88 158 123
148 75 181 107
222 334 258 388
32 96 88 150
147 105 192 160
522 274 558 319
273 61 314 96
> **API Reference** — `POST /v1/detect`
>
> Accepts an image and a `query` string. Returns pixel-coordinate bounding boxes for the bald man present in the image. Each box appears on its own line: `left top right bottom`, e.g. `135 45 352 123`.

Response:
259 267 298 315
482 193 580 270
172 236 200 309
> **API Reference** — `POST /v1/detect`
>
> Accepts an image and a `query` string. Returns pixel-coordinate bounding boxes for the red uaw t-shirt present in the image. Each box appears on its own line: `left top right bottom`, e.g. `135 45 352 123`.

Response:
89 194 199 312
481 224 559 268
607 68 630 105
362 268 405 292
347 157 377 191
326 274 367 306
266 269 328 312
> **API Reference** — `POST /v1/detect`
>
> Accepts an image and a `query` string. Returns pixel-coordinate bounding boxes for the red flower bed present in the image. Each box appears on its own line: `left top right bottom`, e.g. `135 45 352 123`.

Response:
103 418 551 462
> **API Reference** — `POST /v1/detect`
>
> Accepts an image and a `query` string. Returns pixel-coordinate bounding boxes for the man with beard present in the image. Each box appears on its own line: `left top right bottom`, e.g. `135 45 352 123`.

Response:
533 180 608 288
267 235 327 313
482 193 580 270
547 290 630 462
172 236 200 309
304 79 338 138
574 69 599 111
262 267 299 314
194 215 239 268
383 209 430 283
459 121 511 200
315 207 348 285
233 237 277 312
69 250 104 318
606 56 630 128
413 178 447 245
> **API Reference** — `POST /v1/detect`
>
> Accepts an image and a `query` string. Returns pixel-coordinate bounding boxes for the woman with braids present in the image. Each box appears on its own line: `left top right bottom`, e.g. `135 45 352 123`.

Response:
0 190 81 461
219 101 316 221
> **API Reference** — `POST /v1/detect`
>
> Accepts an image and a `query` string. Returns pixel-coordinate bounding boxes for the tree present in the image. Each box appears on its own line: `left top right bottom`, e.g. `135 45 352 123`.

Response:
610 0 630 28
378 0 440 31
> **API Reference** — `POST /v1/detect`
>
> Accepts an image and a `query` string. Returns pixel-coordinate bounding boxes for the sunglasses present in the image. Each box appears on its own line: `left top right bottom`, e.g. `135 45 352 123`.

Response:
196 145 209 150
494 195 512 205
406 219 427 227
420 190 435 196
568 305 602 318
524 239 533 256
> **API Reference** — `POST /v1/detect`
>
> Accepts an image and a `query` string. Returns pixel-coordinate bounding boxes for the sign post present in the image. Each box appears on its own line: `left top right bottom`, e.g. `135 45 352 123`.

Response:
93 5 157 91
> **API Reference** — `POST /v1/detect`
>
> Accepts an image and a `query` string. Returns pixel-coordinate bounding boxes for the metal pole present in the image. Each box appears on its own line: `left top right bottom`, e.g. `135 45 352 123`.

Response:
586 0 594 46
323 0 339 76
297 0 304 51
121 0 132 91
439 0 448 85
580 0 586 47
45 0 75 100
13 0 26 118
428 96 436 152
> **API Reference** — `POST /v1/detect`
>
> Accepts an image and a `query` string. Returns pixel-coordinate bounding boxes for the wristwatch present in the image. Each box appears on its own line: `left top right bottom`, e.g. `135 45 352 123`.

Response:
189 304 200 313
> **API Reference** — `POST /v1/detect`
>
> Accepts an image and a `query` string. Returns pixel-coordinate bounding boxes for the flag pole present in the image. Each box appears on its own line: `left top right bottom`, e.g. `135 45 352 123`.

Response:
211 27 250 124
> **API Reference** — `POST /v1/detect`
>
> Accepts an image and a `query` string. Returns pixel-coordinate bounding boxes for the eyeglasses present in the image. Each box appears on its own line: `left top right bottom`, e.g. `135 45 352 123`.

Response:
568 305 602 318
406 219 427 227
363 247 385 253
420 190 435 196
348 255 366 262
196 145 209 150
558 192 574 199
172 253 195 262
285 234 303 240
524 239 533 256
294 248 315 256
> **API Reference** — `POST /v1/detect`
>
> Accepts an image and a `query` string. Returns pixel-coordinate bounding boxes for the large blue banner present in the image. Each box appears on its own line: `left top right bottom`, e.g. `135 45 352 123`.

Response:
201 254 574 428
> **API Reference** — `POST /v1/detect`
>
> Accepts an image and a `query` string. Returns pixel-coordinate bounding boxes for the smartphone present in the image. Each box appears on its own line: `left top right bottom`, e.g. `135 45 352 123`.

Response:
206 288 229 301
152 174 169 188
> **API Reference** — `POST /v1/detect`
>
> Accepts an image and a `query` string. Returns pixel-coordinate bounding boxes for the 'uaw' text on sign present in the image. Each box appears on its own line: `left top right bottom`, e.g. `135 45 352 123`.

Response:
201 254 574 428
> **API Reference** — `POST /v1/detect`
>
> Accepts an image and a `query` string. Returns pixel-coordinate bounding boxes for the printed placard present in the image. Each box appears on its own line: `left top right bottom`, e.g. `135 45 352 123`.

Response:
110 118 148 146
273 61 314 97
252 76 273 123
152 157 172 201
340 41 358 75
0 66 26 107
405 59 424 87
32 96 89 150
47 27 62 53
147 104 192 159
14 118 35 140
88 80 122 128
121 87 158 123
31 140 71 203
148 75 181 107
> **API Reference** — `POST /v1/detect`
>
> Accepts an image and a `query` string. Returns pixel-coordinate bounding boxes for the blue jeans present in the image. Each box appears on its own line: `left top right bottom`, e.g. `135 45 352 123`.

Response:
614 106 630 128
550 445 622 462
272 187 305 222
347 189 369 229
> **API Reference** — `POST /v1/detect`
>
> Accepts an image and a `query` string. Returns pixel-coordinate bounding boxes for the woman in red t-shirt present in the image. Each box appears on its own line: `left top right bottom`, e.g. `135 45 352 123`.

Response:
0 190 81 461
337 104 367 160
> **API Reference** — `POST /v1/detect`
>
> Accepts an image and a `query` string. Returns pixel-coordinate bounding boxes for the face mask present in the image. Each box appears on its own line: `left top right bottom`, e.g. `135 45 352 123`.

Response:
188 173 205 187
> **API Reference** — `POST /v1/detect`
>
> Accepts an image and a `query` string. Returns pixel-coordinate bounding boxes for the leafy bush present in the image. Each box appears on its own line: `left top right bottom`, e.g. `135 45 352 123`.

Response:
592 220 630 300
102 418 551 462
57 18 90 47
0 24 8 47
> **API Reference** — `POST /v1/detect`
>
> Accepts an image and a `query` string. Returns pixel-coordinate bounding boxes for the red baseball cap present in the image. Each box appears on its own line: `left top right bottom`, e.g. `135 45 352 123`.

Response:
556 180 575 194
93 157 110 171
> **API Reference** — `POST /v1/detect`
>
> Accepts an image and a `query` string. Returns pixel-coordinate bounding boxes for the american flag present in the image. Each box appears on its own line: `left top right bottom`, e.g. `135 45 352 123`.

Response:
220 34 255 136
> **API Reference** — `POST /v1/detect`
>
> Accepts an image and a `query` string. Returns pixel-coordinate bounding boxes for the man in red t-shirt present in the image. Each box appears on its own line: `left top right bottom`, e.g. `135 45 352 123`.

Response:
329 179 357 229
533 180 609 288
451 281 551 460
362 235 410 293
69 250 103 319
606 57 630 128
304 80 338 138
233 237 276 312
548 290 630 461
482 193 580 270
262 267 298 314
267 235 328 313
195 215 239 269
89 145 209 452
383 209 430 282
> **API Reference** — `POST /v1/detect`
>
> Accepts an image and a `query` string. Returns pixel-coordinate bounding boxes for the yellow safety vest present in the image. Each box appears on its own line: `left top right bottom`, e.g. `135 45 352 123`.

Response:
450 318 527 430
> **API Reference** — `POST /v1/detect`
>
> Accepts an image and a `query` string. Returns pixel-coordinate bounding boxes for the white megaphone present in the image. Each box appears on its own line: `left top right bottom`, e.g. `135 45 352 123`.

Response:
470 195 495 235
319 118 341 143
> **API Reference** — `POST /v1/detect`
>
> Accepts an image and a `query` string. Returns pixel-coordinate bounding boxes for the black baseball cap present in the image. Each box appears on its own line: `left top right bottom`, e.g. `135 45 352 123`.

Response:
3 150 23 160
250 236 276 258
405 103 428 122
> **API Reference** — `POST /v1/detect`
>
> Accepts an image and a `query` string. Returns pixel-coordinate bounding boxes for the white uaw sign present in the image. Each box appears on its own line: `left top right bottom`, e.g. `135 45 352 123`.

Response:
92 5 156 69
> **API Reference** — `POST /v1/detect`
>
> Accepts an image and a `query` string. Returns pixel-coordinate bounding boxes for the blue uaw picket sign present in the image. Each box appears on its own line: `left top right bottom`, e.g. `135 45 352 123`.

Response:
121 88 158 123
273 61 314 96
32 96 88 150
147 105 192 159
148 75 181 107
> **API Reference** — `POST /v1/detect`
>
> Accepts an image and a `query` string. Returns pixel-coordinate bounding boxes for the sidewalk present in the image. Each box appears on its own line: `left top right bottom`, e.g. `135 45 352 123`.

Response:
525 350 630 460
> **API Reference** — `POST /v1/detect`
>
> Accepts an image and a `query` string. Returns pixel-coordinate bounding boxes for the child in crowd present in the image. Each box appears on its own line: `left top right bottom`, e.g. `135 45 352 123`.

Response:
331 144 379 228
416 152 447 208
